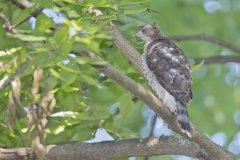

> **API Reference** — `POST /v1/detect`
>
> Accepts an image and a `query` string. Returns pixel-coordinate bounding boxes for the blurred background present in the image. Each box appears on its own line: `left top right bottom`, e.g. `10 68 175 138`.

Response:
0 0 240 160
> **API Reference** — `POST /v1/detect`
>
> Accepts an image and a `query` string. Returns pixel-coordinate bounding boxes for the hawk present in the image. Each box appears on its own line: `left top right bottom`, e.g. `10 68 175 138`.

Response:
136 24 192 137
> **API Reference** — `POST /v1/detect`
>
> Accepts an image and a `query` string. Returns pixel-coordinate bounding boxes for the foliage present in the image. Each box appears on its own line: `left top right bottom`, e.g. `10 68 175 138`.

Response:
0 0 240 159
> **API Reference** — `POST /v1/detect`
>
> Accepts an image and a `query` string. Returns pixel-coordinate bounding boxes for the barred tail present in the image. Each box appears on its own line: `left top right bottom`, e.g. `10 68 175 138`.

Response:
176 101 192 137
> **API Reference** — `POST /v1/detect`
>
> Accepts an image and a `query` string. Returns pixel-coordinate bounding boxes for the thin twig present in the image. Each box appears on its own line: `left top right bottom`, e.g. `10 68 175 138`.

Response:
194 55 240 65
7 0 43 29
12 8 43 29
0 62 28 92
8 0 31 9
171 34 240 54
147 8 160 14
148 113 157 137
0 12 16 33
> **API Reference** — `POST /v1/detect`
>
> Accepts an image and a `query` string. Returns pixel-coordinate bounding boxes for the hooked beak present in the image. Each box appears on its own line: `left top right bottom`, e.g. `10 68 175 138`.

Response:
136 32 142 41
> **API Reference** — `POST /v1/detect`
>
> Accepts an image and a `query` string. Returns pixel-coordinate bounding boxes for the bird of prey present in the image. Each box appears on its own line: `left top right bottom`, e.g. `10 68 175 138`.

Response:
136 24 192 137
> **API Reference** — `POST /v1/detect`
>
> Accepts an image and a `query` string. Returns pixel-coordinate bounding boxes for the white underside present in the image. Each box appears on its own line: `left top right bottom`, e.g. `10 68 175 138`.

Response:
142 53 177 112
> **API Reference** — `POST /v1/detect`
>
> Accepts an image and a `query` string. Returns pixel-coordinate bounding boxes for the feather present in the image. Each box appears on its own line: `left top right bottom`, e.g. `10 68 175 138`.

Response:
138 24 192 136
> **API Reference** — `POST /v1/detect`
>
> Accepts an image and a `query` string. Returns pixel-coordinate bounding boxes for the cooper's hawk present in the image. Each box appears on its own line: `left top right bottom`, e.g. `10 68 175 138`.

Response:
136 24 192 137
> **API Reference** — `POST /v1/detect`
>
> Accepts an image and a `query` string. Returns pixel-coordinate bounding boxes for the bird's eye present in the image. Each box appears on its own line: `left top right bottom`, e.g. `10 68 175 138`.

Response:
142 28 148 33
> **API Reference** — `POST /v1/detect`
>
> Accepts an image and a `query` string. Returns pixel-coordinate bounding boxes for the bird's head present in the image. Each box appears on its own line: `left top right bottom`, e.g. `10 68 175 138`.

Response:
136 24 161 43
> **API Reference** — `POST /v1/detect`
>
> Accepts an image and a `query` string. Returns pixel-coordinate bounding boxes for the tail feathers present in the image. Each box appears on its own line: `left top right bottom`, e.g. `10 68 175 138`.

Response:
176 101 192 137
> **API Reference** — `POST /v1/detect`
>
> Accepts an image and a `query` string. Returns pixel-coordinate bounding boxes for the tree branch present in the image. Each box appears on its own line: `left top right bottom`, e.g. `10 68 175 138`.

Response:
194 55 240 65
111 28 238 160
0 12 16 33
46 137 200 160
7 0 43 29
0 136 202 160
8 0 32 9
170 34 240 54
0 62 28 92
12 8 43 29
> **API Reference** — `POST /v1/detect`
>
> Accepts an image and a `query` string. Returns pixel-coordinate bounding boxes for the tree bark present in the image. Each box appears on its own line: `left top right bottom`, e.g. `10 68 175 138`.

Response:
0 136 201 160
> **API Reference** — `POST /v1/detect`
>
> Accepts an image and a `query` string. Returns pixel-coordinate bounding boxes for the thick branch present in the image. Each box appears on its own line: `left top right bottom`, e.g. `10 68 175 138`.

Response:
112 28 237 160
47 137 200 160
194 55 240 65
171 34 240 54
111 29 143 75
0 136 201 160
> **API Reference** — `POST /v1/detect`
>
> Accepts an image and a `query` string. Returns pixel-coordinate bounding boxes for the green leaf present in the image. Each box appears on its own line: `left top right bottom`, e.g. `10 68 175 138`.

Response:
123 8 147 15
75 57 96 65
75 36 100 53
81 74 98 86
50 69 77 87
49 26 73 54
8 33 46 42
61 0 79 5
0 47 22 57
12 8 33 25
120 0 152 5
50 68 62 79
33 49 65 67
57 62 81 74
36 0 54 7
71 126 95 141
82 0 116 8
59 69 78 86
118 94 133 117
75 56 107 65
35 15 54 32
46 77 58 90
94 14 117 20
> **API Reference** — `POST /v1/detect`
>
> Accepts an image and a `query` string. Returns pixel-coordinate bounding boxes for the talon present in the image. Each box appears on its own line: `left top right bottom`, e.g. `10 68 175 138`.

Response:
169 106 176 113
164 101 176 113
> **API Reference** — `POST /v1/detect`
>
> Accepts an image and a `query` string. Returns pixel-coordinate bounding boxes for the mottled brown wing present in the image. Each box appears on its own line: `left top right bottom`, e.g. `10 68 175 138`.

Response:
146 38 192 105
